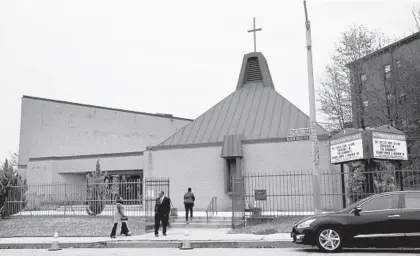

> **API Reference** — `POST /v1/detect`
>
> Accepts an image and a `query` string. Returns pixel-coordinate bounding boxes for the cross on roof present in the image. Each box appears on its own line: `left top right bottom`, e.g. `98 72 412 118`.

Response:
247 17 262 52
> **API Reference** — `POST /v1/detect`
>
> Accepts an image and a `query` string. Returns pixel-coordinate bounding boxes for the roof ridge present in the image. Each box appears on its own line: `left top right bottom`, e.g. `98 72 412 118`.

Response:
22 95 193 121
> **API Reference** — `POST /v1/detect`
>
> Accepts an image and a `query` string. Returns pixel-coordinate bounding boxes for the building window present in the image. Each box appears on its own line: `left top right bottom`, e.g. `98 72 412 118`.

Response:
384 64 391 79
399 93 406 104
361 73 367 82
363 100 369 107
226 158 236 193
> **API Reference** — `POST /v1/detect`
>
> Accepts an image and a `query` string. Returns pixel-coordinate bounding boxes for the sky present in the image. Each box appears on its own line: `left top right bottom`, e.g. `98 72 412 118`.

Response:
0 0 419 161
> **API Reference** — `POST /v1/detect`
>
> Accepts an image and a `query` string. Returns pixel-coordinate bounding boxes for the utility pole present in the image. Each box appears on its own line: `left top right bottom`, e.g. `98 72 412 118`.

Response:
303 0 321 215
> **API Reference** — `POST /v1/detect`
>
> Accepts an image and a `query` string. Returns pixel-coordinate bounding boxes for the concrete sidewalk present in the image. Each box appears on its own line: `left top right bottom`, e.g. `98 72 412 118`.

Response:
0 228 294 249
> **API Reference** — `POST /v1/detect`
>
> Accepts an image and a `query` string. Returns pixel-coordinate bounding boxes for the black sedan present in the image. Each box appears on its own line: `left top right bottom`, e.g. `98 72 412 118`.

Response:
291 191 420 252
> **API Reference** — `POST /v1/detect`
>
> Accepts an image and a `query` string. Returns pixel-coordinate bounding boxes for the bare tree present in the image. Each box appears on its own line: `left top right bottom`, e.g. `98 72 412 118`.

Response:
317 24 391 130
412 5 420 32
317 65 352 130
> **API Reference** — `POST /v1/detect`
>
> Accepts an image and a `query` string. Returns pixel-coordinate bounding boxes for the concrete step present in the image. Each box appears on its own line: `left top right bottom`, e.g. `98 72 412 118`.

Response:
170 216 231 221
169 223 231 228
170 219 231 224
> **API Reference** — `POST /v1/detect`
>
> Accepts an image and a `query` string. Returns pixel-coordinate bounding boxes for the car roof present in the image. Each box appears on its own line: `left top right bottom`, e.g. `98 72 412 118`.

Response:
373 190 420 196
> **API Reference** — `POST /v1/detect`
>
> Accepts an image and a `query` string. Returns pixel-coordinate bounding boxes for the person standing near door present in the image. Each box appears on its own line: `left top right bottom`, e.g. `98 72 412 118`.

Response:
154 191 171 237
184 187 195 223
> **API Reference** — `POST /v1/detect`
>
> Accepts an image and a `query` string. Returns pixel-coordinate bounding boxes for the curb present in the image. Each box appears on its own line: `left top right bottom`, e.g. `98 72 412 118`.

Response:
0 240 301 249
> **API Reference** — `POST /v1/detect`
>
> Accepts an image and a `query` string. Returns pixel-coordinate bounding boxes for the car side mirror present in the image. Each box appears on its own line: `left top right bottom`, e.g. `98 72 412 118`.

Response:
354 206 362 213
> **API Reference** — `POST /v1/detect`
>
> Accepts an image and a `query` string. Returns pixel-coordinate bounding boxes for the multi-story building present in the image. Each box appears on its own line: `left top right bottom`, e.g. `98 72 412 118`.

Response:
346 32 420 129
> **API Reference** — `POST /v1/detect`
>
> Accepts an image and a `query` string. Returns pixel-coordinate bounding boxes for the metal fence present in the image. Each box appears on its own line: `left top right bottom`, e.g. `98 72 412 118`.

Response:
243 168 420 218
2 178 170 219
231 177 246 228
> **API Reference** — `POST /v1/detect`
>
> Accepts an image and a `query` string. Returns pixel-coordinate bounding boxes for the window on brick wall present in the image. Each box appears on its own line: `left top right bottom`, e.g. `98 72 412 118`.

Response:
386 93 392 105
363 100 369 107
399 93 406 104
361 73 367 82
226 158 236 193
384 64 391 79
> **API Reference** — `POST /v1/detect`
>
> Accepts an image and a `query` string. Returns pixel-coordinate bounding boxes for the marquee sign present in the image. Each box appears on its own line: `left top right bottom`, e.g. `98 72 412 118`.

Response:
372 132 408 161
330 132 364 164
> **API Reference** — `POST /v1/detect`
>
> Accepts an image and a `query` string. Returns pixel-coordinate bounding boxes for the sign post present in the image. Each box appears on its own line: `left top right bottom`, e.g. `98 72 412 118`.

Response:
303 0 321 215
330 125 409 209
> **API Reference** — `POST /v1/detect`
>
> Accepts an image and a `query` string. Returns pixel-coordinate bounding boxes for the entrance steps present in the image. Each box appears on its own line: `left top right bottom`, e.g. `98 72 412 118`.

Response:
169 214 231 229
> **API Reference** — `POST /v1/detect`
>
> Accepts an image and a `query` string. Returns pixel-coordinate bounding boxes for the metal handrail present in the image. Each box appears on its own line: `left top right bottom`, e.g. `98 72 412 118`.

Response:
205 197 218 224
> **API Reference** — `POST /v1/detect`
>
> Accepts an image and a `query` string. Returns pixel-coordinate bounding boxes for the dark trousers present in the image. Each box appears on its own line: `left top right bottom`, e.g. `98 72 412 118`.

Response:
154 214 169 235
185 203 194 221
110 222 129 237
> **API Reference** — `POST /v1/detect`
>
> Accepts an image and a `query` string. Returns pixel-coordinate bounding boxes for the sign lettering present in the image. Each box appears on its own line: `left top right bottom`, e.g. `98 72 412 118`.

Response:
372 132 408 160
254 189 267 201
330 132 364 164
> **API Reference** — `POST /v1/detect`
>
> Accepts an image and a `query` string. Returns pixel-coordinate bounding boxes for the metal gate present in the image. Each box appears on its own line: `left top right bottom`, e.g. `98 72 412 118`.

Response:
144 178 170 232
231 177 245 228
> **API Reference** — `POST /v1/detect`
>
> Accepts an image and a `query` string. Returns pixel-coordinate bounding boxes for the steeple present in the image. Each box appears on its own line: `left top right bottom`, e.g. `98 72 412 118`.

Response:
236 52 274 90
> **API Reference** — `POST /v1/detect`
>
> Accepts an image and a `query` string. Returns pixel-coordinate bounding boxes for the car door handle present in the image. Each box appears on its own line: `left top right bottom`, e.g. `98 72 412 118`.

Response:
388 214 400 218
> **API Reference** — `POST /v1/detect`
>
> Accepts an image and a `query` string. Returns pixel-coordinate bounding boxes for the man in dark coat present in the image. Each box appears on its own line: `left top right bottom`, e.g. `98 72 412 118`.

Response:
154 191 171 236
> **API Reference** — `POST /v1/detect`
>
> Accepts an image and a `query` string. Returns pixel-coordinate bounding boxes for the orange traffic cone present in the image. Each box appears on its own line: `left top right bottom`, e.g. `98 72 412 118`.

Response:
179 223 193 250
48 231 62 251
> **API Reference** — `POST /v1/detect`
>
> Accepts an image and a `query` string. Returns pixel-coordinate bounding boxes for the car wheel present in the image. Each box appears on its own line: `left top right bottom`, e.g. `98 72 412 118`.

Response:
316 227 342 253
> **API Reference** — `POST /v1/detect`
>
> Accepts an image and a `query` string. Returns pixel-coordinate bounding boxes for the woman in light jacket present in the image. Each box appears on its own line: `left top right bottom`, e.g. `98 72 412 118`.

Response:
110 196 131 238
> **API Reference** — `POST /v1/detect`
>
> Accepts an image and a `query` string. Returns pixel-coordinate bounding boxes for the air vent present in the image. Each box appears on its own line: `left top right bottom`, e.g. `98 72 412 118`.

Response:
244 57 262 83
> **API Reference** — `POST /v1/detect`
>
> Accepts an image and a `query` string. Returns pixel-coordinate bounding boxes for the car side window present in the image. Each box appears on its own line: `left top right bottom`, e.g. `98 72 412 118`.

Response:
404 193 420 209
361 194 399 211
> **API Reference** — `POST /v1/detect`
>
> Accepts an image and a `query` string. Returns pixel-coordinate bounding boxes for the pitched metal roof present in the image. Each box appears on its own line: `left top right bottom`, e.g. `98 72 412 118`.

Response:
159 52 328 147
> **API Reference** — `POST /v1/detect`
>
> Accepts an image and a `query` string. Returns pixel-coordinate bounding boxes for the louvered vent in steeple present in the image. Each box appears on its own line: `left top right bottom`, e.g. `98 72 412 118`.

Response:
244 57 262 83
236 52 274 90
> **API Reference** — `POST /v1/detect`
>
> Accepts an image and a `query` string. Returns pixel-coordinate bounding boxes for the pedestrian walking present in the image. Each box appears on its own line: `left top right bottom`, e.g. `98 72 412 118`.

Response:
154 191 171 237
184 187 195 222
110 196 131 238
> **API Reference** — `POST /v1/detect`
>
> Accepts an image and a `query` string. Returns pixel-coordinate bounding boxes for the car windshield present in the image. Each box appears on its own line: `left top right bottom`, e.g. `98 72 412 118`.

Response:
342 194 376 211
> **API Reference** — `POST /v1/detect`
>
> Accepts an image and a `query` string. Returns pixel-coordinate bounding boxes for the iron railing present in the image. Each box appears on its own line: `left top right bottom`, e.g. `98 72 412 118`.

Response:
242 168 420 219
205 196 218 224
2 178 170 219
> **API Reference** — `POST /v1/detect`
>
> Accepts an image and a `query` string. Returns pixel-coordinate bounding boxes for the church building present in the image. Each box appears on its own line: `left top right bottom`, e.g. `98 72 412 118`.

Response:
144 52 337 211
17 51 339 211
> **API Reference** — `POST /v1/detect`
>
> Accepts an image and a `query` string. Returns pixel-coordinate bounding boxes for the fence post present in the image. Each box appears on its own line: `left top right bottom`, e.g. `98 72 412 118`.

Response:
340 164 346 208
398 163 404 191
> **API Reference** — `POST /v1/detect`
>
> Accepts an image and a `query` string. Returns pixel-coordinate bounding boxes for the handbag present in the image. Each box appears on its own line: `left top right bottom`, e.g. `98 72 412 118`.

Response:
170 200 178 217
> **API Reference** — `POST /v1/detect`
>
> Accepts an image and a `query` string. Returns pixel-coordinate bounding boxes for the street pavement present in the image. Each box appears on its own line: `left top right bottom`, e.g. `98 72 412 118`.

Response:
1 248 420 256
0 228 292 245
